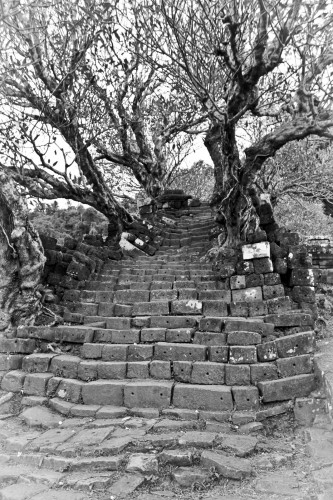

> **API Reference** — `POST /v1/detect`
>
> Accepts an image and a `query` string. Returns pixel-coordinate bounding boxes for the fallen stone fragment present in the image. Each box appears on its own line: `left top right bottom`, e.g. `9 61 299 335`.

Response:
5 431 40 451
108 473 145 497
159 449 192 466
201 450 252 479
126 453 159 474
238 422 264 434
172 467 207 487
74 473 114 491
98 435 133 454
217 433 257 457
27 428 74 452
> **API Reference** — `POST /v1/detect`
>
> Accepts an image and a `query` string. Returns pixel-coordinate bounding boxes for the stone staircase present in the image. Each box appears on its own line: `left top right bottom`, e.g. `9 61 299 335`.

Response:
0 202 324 497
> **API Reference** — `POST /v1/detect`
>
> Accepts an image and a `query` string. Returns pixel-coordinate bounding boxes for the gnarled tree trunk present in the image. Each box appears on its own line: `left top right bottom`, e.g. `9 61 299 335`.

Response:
205 123 259 247
0 172 46 336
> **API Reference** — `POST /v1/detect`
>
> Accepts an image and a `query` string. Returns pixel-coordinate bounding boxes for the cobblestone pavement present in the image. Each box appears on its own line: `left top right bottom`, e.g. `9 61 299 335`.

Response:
0 403 332 500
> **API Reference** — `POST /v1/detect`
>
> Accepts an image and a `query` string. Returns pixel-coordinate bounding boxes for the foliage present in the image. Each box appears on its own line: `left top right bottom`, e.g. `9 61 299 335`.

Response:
170 160 214 201
275 196 333 241
29 203 108 243
136 0 333 244
256 138 333 206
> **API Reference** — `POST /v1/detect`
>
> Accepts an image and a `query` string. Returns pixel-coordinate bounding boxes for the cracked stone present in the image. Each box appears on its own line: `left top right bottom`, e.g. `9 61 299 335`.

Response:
159 449 192 466
172 467 207 487
201 450 252 480
108 473 145 497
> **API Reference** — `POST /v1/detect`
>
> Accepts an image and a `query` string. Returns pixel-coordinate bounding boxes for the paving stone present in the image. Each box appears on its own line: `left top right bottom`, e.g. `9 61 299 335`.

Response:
141 328 166 342
178 431 216 448
1 371 25 392
208 346 229 363
172 467 207 487
70 455 124 472
108 474 145 498
0 484 48 500
28 427 75 452
98 435 133 454
217 433 257 457
73 474 114 491
232 287 263 302
95 406 127 419
255 471 305 496
171 299 202 315
194 332 227 345
126 453 159 474
166 328 194 343
162 408 198 420
153 419 199 431
102 344 128 361
201 450 252 479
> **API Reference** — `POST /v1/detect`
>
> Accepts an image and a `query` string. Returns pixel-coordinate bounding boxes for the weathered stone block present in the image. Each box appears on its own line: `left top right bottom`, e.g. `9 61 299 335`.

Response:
178 289 197 300
230 302 249 317
253 257 273 274
262 284 285 300
114 290 150 304
248 301 268 317
124 380 173 409
245 273 264 288
98 361 127 379
1 370 25 392
23 373 53 396
275 332 315 358
258 374 316 402
225 365 250 385
232 287 263 303
78 360 98 381
0 338 36 354
232 386 259 410
127 361 150 378
56 379 84 404
102 344 128 361
291 286 316 304
0 354 23 371
199 317 223 332
173 384 233 411
105 317 131 330
277 354 312 377
22 353 56 373
150 360 171 379
203 301 228 317
250 363 278 384
150 289 178 301
191 362 225 385
98 303 115 317
227 331 261 345
127 345 153 362
113 304 133 317
150 316 198 329
112 330 141 344
230 275 246 290
208 346 229 363
166 328 194 343
154 343 207 362
229 346 257 364
199 290 231 302
242 242 270 260
201 450 252 480
194 332 227 345
173 361 193 382
266 297 291 315
264 312 313 327
236 260 254 275
274 258 288 274
81 343 102 359
257 341 278 362
224 318 273 336
141 328 166 342
264 273 281 285
287 245 312 269
50 355 81 378
82 380 124 406
133 301 170 316
171 300 202 315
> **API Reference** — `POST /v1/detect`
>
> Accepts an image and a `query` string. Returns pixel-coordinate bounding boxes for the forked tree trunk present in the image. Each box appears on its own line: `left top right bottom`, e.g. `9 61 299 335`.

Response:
205 124 259 246
0 173 46 336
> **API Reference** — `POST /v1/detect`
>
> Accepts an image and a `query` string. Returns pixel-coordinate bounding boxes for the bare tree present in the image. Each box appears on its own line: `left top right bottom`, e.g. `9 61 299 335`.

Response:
139 0 333 245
